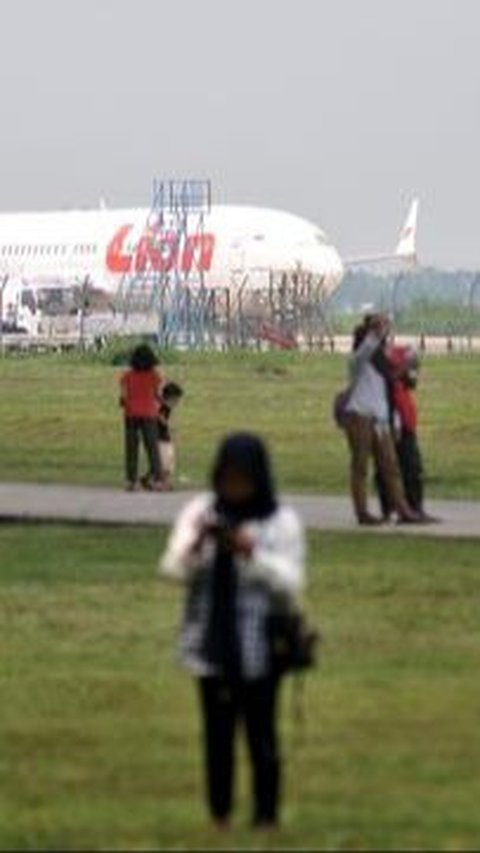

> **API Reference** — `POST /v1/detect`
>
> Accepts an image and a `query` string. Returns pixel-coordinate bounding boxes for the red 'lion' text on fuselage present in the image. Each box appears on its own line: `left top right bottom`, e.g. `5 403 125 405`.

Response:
105 224 216 275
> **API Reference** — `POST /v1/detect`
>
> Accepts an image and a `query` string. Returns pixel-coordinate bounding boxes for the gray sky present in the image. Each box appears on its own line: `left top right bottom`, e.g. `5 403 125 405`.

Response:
0 0 479 268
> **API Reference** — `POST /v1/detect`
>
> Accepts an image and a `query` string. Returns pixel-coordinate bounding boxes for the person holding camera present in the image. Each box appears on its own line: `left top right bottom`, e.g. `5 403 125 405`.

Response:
343 314 419 525
160 433 305 831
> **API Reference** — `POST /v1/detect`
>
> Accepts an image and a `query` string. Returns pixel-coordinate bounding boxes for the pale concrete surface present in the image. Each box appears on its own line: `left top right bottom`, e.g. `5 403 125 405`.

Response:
0 482 479 538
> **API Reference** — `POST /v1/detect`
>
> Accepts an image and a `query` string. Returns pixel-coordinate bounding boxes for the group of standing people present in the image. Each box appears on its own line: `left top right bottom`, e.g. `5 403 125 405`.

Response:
341 312 435 525
119 328 434 834
113 343 296 830
118 345 308 831
119 344 183 492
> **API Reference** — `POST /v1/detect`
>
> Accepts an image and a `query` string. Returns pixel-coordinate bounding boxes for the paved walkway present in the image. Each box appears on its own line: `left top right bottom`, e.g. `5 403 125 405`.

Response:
0 482 478 538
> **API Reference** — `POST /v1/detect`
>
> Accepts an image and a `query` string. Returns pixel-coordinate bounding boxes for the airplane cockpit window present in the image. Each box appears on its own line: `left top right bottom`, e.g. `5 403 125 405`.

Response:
315 232 328 246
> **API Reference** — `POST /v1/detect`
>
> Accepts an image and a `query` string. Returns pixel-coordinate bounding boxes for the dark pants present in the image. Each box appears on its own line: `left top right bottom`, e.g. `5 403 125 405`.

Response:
124 417 161 484
376 428 424 515
198 677 281 826
397 429 424 512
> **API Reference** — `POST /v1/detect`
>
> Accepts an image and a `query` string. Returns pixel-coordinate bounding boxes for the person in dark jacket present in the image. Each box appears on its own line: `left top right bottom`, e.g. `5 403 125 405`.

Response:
160 433 305 830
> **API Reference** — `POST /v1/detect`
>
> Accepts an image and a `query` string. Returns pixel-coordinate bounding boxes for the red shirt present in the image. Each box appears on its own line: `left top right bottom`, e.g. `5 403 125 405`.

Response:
393 381 417 432
120 369 162 419
388 344 418 432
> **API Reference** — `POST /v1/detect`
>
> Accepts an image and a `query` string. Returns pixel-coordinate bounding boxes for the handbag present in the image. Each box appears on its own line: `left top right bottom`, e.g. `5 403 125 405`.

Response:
333 387 352 429
268 598 320 676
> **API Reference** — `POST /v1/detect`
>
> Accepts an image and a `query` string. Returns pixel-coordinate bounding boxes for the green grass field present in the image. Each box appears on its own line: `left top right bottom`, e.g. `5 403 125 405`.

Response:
0 350 480 497
1 524 480 851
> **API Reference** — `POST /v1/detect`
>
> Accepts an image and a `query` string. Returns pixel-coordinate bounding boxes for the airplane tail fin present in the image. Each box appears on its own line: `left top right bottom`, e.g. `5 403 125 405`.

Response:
395 197 419 260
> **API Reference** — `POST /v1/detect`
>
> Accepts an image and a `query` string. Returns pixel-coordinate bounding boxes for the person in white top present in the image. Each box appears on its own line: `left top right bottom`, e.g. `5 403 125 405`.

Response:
344 314 419 525
160 433 305 831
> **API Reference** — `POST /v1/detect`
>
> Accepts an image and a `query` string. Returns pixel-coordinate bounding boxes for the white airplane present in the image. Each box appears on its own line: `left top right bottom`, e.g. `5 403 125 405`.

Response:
0 198 418 329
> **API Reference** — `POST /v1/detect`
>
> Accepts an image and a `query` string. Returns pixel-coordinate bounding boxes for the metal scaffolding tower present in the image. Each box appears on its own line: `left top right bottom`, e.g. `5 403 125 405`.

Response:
117 179 213 348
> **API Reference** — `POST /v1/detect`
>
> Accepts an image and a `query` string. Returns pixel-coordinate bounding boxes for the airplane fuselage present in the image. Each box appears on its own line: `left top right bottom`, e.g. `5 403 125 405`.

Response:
0 205 345 301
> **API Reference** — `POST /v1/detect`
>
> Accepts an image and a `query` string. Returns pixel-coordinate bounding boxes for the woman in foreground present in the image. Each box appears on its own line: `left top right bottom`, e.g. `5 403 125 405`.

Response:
160 433 305 830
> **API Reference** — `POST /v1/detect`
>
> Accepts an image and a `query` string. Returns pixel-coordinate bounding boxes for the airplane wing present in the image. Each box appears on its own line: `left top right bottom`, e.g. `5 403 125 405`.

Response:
343 198 419 269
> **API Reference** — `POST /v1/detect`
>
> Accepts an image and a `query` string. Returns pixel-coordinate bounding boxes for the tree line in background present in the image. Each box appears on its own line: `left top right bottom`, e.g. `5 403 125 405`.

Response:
330 268 480 336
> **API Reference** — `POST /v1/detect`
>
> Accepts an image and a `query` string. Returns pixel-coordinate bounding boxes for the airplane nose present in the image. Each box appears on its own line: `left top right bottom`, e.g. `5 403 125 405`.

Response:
295 246 344 280
330 247 344 279
324 248 344 295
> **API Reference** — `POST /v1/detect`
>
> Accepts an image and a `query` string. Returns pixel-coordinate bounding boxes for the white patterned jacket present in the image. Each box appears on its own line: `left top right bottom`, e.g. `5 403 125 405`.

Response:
160 494 306 680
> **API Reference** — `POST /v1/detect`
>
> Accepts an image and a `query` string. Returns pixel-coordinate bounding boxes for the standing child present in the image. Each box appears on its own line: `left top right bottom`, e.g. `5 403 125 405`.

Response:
157 381 184 490
142 381 184 490
119 344 164 492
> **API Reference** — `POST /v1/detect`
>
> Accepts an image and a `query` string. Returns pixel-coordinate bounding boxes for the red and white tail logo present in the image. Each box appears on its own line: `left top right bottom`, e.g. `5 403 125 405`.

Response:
395 198 419 259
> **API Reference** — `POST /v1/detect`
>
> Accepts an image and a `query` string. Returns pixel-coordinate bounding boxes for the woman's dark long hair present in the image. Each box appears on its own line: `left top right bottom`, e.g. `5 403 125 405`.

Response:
352 322 368 351
212 432 278 524
129 344 159 371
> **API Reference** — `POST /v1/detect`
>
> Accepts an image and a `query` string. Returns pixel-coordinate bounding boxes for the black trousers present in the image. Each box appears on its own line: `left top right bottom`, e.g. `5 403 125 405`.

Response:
124 417 161 484
198 677 281 825
397 429 424 512
376 428 424 515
